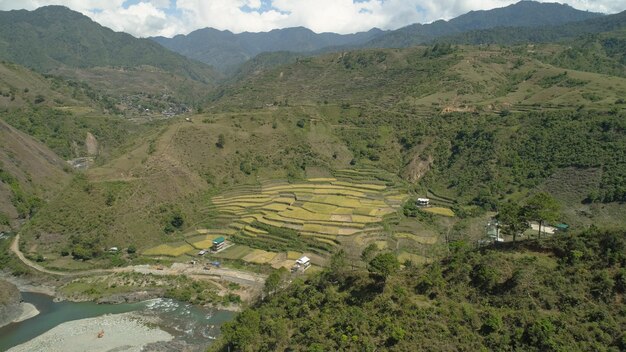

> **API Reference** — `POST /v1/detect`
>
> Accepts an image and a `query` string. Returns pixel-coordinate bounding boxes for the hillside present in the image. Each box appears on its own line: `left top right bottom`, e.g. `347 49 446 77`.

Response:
152 27 384 73
15 42 626 271
211 43 626 215
0 6 218 109
0 6 216 83
0 119 70 229
439 9 626 47
365 1 603 48
17 107 355 266
0 61 152 230
212 228 626 351
0 61 89 109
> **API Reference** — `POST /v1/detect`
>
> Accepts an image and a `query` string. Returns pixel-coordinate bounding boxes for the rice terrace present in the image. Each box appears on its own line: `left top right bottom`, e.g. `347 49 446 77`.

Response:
142 168 442 267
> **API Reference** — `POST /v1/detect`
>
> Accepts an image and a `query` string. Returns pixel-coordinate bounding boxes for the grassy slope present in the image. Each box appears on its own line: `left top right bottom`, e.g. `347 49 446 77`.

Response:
19 108 355 262
213 44 626 111
0 119 70 229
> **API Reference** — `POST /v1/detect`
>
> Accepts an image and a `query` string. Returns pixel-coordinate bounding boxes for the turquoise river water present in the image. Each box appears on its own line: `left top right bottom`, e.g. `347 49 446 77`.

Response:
0 292 236 351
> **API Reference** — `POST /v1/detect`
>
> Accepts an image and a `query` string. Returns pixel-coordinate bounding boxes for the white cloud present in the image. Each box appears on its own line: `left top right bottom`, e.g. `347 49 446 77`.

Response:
88 2 183 37
0 0 624 37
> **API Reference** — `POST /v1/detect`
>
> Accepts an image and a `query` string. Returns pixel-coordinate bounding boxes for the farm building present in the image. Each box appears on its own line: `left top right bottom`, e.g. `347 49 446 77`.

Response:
486 219 503 242
212 236 226 251
292 256 311 272
417 198 430 206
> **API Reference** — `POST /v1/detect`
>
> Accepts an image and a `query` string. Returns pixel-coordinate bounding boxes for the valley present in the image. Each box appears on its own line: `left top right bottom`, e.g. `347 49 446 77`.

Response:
0 1 625 351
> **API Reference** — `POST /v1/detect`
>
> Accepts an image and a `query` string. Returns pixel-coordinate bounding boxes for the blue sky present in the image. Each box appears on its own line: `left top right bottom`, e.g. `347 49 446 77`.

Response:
0 0 623 37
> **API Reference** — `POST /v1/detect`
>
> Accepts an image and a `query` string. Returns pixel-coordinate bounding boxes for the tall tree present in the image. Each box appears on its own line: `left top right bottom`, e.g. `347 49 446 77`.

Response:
368 252 400 282
523 192 560 239
328 249 348 280
263 267 288 297
497 202 529 242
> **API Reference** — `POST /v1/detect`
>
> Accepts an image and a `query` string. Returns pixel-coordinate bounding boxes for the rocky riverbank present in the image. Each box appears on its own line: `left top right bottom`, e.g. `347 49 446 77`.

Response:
7 312 173 352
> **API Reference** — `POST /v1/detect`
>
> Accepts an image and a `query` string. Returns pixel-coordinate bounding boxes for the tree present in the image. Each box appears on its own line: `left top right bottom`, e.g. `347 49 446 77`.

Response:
368 252 399 281
496 202 529 241
328 249 348 279
361 243 378 263
264 267 288 297
216 133 225 148
523 192 560 239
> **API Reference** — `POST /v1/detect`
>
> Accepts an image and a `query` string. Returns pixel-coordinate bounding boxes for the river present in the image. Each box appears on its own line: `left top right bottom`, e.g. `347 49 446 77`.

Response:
0 292 236 351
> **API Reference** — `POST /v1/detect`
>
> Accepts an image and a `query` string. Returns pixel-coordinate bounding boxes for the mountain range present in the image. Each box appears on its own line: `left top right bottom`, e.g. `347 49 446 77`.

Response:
152 1 603 72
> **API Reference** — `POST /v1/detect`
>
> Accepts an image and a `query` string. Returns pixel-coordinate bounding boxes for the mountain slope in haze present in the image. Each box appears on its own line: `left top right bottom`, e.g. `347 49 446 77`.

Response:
0 6 217 84
152 27 385 73
151 1 602 74
366 1 603 48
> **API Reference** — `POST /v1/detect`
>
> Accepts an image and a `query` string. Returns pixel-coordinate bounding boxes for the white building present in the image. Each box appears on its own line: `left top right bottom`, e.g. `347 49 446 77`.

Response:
417 198 430 206
293 256 311 272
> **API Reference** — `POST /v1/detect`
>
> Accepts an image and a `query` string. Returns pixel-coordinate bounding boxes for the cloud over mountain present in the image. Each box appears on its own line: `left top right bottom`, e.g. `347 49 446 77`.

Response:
0 0 624 37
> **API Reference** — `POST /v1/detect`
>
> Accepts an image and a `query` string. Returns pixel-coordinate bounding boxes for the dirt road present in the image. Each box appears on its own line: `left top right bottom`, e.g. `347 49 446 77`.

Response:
10 234 69 276
10 234 266 288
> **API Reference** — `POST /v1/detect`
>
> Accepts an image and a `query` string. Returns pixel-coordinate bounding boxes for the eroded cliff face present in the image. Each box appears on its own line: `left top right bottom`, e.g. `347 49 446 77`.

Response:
0 279 21 327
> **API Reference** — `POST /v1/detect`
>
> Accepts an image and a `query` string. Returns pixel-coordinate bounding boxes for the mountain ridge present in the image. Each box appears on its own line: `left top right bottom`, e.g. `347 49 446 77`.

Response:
366 1 604 48
152 26 386 73
0 5 217 84
151 1 605 73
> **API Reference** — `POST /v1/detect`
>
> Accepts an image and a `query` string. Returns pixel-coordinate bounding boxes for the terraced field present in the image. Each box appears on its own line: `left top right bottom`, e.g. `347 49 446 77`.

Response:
207 169 409 256
141 169 443 266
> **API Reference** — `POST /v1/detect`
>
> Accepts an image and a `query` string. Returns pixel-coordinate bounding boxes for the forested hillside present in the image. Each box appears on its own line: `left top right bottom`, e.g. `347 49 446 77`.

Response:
213 228 626 351
0 6 216 83
0 5 218 110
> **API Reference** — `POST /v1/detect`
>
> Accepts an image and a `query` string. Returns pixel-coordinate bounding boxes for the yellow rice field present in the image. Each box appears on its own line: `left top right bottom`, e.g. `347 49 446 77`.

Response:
143 243 194 257
287 251 304 260
209 175 408 248
421 207 456 217
242 249 278 264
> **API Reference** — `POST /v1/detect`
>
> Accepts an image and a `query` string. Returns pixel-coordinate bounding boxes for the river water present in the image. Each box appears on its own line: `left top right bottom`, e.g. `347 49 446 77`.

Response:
0 292 236 351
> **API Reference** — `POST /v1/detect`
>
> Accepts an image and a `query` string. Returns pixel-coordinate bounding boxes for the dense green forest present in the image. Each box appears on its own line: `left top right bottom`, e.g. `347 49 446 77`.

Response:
214 229 626 351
